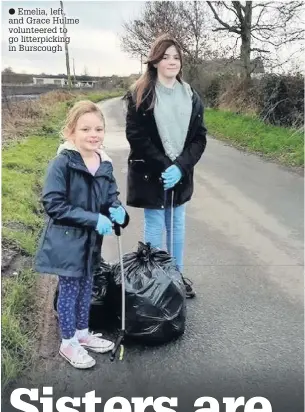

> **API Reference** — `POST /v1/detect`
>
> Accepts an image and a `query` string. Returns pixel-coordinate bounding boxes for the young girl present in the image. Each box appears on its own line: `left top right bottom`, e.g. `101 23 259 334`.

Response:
35 100 129 369
125 34 207 298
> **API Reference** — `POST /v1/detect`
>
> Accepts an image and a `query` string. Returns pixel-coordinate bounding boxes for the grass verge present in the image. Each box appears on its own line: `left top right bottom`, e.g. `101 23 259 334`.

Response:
1 89 123 389
205 108 304 167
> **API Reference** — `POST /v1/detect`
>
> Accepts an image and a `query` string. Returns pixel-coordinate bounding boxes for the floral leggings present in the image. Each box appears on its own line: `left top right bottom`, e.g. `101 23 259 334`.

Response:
57 272 93 339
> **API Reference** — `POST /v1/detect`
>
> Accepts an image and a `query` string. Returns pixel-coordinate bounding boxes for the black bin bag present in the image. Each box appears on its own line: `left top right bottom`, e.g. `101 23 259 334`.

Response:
110 241 186 345
89 259 118 331
53 259 118 331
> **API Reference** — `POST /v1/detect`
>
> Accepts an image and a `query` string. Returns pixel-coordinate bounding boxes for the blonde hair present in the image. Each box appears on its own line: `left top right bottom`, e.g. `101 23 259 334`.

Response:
60 100 105 140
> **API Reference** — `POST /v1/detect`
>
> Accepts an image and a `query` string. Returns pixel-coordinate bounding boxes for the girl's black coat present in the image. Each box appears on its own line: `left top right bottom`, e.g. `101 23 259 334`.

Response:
125 86 207 209
35 149 129 278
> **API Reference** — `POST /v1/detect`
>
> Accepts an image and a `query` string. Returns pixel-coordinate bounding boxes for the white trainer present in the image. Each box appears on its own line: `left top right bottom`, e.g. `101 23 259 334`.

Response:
59 341 96 369
78 332 115 354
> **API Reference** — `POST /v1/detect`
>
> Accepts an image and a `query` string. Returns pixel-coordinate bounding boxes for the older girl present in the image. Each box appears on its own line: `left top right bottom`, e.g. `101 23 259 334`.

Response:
125 34 207 298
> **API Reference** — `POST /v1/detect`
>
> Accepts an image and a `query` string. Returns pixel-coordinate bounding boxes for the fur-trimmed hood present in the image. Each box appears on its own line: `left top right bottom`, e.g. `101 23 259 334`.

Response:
57 140 112 163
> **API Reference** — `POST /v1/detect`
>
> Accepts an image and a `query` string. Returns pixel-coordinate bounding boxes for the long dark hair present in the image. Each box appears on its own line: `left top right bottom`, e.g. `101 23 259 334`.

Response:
131 33 183 110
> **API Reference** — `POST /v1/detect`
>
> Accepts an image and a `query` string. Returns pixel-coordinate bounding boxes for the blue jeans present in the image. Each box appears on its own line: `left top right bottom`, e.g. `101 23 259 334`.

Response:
144 204 186 272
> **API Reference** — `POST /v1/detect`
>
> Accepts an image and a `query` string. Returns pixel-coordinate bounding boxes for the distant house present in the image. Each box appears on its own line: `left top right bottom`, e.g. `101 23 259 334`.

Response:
33 75 98 88
33 76 65 86
31 73 142 89
201 57 265 78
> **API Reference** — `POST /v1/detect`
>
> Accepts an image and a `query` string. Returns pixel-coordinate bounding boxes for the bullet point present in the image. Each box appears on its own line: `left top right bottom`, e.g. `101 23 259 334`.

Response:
9 8 15 14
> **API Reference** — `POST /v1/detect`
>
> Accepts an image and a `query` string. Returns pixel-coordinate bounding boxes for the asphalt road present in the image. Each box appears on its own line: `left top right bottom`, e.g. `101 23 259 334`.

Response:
4 97 304 412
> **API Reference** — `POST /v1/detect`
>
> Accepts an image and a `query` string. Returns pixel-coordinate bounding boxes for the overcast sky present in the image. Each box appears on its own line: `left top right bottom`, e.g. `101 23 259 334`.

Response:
1 1 304 76
1 1 145 76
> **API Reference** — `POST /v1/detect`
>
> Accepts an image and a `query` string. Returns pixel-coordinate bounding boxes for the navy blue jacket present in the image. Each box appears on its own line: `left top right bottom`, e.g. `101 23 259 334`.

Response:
35 148 129 278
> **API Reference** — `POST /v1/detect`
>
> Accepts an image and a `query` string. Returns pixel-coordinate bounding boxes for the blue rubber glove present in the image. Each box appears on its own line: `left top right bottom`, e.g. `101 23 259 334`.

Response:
95 214 113 236
109 206 126 225
162 165 182 190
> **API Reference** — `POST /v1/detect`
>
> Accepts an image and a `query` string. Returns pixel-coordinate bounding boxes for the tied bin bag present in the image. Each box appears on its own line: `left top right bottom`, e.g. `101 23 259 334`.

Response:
53 242 186 344
110 241 186 344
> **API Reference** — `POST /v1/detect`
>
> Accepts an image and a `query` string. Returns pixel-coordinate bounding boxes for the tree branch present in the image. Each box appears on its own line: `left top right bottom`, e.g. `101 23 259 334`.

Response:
207 1 241 34
253 4 268 27
232 1 244 23
251 2 273 9
239 3 246 13
250 47 270 53
222 2 240 18
212 26 241 33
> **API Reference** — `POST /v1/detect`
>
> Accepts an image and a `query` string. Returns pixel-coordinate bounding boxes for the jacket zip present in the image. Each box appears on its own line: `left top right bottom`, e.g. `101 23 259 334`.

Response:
85 175 94 276
68 159 112 180
129 159 145 163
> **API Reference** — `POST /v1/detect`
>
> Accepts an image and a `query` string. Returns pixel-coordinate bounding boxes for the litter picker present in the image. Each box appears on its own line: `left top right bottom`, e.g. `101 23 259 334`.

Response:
110 224 126 361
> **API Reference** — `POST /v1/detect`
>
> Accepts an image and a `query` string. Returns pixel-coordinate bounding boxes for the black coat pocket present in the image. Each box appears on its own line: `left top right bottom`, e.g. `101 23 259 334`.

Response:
127 159 164 208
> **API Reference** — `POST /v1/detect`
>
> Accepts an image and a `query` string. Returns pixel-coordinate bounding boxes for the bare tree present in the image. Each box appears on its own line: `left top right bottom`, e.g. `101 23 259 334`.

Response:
121 2 183 58
120 1 220 81
206 1 305 80
2 67 14 73
121 1 304 84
